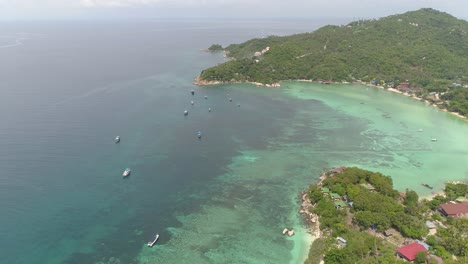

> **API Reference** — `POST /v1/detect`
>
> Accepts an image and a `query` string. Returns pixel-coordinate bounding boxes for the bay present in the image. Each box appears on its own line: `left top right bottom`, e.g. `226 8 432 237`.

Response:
0 19 466 264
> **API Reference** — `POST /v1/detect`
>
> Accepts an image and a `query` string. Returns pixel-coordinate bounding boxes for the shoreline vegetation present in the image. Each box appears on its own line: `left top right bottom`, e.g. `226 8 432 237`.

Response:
193 76 467 121
196 8 468 119
300 167 468 264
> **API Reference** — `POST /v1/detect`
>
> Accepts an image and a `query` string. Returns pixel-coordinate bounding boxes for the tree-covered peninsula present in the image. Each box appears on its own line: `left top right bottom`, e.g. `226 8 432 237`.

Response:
302 167 468 264
207 44 224 51
198 8 468 116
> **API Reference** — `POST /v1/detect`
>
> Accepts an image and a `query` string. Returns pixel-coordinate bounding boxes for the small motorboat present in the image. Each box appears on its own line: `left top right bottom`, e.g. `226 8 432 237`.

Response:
422 183 433 189
184 110 188 116
191 90 195 95
204 96 208 100
208 107 211 112
431 138 437 142
115 136 120 143
417 129 423 132
147 234 159 247
197 131 202 139
191 100 194 105
122 168 131 177
229 98 232 102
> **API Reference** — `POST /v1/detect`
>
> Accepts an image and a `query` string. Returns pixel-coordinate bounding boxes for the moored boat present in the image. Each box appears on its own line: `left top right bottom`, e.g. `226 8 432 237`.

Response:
431 138 437 141
122 168 131 177
147 234 159 247
115 136 120 143
422 183 433 189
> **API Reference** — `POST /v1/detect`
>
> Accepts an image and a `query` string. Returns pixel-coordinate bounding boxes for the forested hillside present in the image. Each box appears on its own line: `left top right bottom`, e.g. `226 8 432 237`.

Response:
199 8 468 116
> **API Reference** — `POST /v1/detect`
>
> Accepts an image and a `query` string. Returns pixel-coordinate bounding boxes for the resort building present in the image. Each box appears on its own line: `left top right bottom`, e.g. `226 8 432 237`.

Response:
334 201 347 209
396 242 427 261
396 82 410 91
439 202 468 218
330 166 346 174
330 193 341 200
383 230 393 237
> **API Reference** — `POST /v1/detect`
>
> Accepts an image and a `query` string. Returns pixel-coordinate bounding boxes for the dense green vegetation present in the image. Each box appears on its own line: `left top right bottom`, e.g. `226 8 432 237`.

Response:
305 167 468 263
207 44 224 51
200 8 468 116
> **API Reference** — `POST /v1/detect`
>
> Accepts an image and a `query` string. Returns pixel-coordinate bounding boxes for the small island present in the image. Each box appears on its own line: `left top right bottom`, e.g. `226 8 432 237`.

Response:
196 8 468 117
301 167 468 264
206 44 224 52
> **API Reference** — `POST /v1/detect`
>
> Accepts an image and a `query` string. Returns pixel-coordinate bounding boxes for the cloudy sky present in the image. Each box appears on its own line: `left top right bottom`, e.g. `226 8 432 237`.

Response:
0 0 466 20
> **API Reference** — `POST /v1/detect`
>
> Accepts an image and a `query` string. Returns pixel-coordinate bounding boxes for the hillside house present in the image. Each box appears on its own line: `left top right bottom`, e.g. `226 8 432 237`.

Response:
439 202 468 218
396 242 427 261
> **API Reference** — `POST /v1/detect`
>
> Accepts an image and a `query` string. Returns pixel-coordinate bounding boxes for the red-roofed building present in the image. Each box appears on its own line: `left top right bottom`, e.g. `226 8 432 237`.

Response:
396 82 410 91
396 242 427 261
330 166 346 174
439 202 468 218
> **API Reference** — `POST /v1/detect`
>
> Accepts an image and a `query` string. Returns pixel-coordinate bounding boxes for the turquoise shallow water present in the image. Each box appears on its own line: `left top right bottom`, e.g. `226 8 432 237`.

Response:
0 20 467 264
138 82 467 264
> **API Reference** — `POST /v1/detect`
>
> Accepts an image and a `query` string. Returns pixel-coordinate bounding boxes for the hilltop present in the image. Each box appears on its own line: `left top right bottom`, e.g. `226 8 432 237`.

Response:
198 9 468 116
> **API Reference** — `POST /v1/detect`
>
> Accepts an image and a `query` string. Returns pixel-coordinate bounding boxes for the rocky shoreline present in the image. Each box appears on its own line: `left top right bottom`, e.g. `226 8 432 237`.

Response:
298 171 329 239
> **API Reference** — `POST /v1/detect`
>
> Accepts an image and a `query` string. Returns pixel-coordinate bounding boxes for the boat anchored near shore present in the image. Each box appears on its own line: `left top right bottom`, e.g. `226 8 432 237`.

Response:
147 234 159 247
422 183 433 189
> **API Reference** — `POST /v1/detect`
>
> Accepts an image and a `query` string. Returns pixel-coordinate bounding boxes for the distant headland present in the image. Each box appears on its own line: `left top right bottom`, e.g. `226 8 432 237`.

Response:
196 8 468 118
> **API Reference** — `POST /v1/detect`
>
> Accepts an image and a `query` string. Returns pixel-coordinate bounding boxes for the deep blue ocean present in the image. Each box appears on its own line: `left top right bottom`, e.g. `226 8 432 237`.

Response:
0 19 329 264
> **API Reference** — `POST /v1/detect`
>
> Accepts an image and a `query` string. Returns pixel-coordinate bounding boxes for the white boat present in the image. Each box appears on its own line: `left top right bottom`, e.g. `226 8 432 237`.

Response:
417 129 423 132
147 234 159 247
431 138 437 142
122 168 131 177
184 110 188 116
115 136 120 143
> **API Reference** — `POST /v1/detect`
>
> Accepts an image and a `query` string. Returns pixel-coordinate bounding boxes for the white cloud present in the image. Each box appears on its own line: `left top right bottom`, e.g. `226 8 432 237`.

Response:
78 0 255 8
80 0 159 8
0 0 466 20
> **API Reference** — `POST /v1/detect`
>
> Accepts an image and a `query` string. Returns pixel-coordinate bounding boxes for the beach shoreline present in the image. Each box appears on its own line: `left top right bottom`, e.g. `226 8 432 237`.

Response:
194 76 467 121
358 81 468 121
